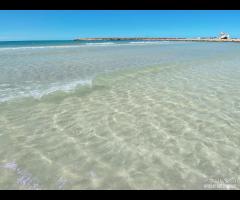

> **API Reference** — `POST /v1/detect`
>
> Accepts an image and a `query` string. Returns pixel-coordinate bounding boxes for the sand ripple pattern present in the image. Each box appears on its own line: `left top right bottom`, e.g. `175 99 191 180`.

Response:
1 42 240 189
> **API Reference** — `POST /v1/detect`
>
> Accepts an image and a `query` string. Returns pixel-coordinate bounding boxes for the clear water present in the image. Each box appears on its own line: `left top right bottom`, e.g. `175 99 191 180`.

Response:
0 41 240 189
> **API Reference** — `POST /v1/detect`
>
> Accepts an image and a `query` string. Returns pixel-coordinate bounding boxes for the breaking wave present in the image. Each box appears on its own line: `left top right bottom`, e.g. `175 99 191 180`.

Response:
0 79 93 103
0 41 175 51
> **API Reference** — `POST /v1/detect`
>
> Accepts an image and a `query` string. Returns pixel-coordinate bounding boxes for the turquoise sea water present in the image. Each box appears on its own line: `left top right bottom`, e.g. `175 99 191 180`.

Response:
0 40 240 189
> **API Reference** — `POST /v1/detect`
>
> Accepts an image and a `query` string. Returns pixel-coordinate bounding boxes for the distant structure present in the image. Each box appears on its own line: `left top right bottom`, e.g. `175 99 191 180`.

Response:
219 32 230 39
199 36 217 39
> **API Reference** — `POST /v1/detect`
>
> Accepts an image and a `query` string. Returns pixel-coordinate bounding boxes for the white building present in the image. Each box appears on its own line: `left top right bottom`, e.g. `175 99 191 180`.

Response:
219 32 230 39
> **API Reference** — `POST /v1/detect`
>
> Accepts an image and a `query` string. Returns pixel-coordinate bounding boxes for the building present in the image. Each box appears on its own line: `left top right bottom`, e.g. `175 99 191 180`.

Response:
219 32 230 39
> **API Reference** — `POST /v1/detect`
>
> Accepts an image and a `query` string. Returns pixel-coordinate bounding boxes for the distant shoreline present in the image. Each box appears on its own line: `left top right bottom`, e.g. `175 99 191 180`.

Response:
74 38 240 43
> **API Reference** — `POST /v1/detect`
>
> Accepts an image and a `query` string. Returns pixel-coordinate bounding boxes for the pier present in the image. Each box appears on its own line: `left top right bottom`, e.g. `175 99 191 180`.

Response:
74 37 240 43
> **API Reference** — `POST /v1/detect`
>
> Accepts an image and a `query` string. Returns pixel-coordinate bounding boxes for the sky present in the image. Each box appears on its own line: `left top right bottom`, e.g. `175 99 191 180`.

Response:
0 10 240 41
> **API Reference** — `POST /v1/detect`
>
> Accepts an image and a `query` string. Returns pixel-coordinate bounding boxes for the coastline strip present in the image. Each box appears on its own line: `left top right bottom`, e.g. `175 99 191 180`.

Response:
74 37 240 43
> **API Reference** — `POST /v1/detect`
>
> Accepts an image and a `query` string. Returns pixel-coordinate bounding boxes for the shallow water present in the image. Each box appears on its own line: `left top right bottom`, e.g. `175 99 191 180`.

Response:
0 41 240 189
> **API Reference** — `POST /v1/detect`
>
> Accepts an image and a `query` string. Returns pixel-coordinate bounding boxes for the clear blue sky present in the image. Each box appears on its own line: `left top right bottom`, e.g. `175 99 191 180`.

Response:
1 10 240 41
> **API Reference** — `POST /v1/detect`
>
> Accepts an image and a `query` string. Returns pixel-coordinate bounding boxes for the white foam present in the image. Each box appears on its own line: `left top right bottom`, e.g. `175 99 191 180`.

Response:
129 41 164 44
0 43 118 51
0 41 176 51
0 45 85 51
0 79 93 103
85 42 116 46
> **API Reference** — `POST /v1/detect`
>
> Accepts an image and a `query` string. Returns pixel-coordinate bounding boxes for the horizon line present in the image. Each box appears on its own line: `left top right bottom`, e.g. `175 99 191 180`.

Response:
2 37 239 42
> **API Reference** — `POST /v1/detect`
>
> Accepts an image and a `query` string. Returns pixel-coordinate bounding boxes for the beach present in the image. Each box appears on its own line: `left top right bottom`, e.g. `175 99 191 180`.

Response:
0 40 240 189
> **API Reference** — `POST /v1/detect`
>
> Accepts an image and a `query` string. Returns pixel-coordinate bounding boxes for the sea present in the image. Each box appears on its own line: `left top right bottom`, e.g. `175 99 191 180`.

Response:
0 40 240 189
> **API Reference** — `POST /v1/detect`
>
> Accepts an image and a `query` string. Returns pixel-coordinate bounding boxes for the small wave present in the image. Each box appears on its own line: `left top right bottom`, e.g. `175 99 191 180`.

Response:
0 45 86 51
0 41 176 51
129 41 169 45
0 43 118 50
0 79 93 103
28 79 93 98
85 42 116 46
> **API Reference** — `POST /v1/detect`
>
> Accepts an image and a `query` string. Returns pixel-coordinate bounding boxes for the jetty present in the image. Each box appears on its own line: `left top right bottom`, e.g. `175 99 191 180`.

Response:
74 37 240 42
74 33 240 43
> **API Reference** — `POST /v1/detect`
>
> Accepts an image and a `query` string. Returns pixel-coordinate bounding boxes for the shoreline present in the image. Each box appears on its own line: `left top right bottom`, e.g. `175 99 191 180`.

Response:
74 37 240 43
